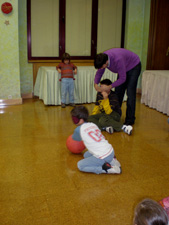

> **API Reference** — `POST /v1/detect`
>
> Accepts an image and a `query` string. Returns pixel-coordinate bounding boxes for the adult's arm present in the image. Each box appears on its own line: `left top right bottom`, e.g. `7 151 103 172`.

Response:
110 61 126 88
94 83 102 92
94 68 106 92
94 68 105 84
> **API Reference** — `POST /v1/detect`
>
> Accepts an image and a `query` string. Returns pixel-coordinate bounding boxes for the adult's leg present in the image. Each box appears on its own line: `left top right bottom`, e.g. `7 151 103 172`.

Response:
77 152 114 174
68 78 74 104
125 62 141 125
115 81 127 107
61 78 67 104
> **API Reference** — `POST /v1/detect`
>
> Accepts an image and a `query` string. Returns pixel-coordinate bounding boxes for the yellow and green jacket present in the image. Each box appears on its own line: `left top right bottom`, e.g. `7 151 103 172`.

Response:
92 91 122 116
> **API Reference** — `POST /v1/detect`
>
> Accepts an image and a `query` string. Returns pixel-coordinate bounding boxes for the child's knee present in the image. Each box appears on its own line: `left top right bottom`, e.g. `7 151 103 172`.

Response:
77 161 83 171
99 117 107 126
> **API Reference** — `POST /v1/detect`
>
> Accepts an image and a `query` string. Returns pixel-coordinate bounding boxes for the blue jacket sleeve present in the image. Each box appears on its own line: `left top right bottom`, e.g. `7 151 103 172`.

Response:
72 126 82 141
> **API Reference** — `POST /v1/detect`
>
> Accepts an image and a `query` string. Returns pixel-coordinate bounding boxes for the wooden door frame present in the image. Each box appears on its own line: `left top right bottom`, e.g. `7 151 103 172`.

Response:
146 0 158 70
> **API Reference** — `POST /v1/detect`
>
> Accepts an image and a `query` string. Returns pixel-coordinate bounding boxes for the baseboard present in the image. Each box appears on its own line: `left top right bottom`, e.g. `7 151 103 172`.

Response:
0 98 22 106
21 93 33 99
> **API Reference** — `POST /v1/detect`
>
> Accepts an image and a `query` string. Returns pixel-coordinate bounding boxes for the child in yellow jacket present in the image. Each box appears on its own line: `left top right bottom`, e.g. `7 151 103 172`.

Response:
88 79 133 135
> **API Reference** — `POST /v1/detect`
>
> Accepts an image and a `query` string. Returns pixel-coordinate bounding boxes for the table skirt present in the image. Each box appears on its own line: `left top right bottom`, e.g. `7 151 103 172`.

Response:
34 66 127 105
141 70 169 116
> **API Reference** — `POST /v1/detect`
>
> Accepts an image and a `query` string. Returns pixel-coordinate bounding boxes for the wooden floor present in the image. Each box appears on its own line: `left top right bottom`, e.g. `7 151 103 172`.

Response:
0 94 169 225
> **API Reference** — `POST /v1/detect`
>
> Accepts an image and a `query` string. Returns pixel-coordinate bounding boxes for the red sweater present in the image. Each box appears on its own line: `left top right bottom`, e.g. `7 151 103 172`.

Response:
57 63 77 79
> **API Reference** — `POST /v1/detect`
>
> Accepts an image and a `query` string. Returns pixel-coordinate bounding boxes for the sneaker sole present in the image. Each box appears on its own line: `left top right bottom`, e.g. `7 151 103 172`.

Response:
107 166 122 174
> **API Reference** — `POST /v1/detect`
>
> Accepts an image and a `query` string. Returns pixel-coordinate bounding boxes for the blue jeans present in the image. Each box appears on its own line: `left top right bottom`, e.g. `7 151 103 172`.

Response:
115 62 141 124
77 151 114 174
61 78 74 104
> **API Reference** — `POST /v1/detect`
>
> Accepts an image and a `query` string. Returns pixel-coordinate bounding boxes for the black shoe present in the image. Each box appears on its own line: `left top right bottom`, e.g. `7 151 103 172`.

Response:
102 162 112 173
102 162 122 174
61 103 66 108
69 103 75 107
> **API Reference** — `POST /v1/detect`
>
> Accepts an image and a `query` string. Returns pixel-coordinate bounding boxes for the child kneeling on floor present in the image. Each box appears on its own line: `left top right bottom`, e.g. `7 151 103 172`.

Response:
71 106 121 174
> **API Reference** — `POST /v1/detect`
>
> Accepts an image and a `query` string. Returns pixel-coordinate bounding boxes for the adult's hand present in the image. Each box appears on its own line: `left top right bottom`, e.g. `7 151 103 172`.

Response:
101 84 112 92
94 83 112 92
94 83 102 92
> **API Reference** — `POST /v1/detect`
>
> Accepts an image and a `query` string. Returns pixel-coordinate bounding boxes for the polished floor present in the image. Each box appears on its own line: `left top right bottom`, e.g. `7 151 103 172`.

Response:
0 95 169 225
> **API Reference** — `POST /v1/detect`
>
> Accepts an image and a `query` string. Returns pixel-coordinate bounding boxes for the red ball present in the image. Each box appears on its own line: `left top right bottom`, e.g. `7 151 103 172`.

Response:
66 135 85 154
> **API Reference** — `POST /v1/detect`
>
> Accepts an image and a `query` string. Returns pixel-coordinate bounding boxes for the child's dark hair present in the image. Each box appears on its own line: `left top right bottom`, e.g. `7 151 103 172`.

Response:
71 106 89 122
100 79 112 86
62 52 70 63
133 199 169 225
94 53 108 69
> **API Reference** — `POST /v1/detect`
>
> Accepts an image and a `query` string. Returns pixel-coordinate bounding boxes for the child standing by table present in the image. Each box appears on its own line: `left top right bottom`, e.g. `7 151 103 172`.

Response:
57 53 77 108
71 106 121 174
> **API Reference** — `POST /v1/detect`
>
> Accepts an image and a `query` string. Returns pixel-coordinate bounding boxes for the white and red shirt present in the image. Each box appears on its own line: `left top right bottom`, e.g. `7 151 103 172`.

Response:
73 122 114 159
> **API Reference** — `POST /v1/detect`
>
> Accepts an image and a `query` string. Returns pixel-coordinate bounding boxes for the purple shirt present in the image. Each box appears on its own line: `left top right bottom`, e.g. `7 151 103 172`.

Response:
94 48 140 88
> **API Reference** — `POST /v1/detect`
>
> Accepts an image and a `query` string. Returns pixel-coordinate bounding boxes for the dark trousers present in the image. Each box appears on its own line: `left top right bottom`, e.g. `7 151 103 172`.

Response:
115 62 141 124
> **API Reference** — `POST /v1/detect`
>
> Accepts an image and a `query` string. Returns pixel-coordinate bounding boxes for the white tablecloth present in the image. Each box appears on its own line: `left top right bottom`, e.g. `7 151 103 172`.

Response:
34 66 126 105
141 70 169 116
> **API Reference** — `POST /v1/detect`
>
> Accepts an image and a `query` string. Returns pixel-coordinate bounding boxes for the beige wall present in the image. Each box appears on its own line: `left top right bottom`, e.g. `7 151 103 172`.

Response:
19 0 33 96
31 0 59 57
31 0 122 57
0 0 151 103
125 0 151 89
0 0 22 104
97 0 122 53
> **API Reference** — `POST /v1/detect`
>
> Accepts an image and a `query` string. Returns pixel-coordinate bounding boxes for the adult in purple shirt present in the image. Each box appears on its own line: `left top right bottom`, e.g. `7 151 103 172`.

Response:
94 48 141 125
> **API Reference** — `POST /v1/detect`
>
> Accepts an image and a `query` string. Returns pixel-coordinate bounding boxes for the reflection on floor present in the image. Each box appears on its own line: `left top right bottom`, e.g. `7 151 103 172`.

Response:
0 94 168 225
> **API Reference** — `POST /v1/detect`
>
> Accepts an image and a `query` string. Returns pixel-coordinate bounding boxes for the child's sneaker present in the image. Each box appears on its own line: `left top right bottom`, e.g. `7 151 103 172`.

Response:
110 157 121 167
122 125 133 135
101 127 113 134
69 103 75 107
102 162 121 174
105 126 113 134
107 166 121 174
61 103 66 108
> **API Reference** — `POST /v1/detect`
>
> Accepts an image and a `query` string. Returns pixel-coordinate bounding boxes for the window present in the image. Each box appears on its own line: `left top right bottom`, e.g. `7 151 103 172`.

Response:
27 0 126 61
